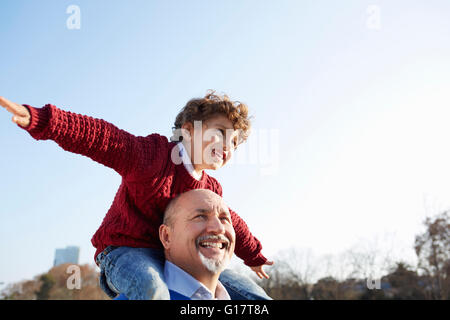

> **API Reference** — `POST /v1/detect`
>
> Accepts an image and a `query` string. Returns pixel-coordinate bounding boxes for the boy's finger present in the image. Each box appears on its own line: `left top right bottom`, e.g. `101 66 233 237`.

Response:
0 96 15 111
0 97 25 116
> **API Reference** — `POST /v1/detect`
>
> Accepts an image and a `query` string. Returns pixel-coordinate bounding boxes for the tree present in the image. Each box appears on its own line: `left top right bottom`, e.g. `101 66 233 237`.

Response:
253 248 318 299
254 259 312 300
1 264 109 300
0 279 40 300
414 211 450 299
35 274 55 300
384 262 426 299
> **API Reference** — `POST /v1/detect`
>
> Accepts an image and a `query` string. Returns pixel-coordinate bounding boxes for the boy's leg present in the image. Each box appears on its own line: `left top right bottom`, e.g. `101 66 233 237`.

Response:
97 246 170 300
219 269 272 300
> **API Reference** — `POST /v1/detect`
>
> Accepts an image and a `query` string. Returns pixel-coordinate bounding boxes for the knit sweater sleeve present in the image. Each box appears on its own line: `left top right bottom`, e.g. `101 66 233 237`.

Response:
228 208 267 267
19 103 161 177
209 177 267 267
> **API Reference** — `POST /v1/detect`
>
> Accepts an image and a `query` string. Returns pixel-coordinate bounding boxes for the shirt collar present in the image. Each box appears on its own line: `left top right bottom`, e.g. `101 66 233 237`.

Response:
164 260 230 300
177 142 203 181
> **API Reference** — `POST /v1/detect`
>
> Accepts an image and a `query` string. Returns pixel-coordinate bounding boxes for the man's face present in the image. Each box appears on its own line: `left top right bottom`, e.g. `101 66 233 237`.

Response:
182 115 240 170
160 190 235 278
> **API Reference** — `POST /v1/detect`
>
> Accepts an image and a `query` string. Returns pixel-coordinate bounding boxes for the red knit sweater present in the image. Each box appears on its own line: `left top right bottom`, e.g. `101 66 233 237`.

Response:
21 104 267 267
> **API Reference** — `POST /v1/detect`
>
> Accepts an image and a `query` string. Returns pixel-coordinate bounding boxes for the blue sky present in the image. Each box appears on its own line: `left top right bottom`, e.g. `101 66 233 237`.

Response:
1 0 450 287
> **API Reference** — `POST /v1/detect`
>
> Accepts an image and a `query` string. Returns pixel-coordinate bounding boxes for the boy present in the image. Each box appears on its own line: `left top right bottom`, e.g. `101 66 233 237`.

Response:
0 91 273 299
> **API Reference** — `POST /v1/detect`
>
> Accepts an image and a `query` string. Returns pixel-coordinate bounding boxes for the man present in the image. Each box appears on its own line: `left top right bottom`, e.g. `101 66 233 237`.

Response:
116 189 271 300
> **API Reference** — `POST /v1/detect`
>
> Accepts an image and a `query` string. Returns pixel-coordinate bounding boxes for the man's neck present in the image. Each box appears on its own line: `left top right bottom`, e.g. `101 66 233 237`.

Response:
166 258 221 298
180 260 220 295
195 273 220 296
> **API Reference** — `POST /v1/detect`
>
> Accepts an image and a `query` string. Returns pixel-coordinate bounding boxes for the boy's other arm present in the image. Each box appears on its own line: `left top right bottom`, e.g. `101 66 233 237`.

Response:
229 208 268 267
0 97 147 176
206 176 272 274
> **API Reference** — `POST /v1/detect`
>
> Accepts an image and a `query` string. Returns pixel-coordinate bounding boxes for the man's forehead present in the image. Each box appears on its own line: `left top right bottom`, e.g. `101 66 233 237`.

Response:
191 196 227 209
180 191 228 213
194 200 229 214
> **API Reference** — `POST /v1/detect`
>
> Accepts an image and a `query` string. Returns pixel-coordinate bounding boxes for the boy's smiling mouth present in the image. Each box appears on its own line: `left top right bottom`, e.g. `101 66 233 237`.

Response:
211 148 225 162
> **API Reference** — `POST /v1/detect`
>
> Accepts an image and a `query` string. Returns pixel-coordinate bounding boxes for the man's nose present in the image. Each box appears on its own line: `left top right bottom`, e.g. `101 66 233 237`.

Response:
205 215 225 234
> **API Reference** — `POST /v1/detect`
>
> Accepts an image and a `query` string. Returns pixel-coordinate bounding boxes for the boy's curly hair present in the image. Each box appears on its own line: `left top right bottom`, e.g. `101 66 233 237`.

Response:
171 90 252 144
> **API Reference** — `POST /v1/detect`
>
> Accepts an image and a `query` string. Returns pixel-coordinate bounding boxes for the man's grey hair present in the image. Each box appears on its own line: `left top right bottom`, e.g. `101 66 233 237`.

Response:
163 193 183 227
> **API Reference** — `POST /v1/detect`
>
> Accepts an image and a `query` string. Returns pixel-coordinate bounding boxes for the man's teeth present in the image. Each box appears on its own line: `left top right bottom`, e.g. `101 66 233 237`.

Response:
200 242 225 249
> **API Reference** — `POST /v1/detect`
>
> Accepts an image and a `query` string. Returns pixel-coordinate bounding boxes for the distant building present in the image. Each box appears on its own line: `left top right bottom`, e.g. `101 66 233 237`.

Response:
53 246 80 266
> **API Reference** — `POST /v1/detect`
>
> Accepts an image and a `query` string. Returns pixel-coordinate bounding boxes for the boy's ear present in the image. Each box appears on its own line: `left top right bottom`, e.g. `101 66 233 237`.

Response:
181 122 193 133
181 122 193 142
159 224 171 250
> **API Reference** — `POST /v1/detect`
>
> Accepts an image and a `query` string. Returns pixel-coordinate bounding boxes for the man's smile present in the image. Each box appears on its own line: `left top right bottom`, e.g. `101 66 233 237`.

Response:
196 234 230 258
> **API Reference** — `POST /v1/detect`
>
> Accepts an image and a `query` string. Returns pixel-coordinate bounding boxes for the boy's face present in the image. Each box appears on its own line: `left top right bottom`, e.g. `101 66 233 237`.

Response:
182 114 240 171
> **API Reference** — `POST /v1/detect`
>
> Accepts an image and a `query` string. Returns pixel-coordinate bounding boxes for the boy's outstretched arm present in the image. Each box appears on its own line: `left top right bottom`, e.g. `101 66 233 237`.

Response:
0 97 162 177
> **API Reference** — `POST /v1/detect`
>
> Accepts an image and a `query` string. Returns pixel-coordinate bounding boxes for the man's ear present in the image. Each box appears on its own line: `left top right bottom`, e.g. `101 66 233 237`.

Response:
159 224 171 250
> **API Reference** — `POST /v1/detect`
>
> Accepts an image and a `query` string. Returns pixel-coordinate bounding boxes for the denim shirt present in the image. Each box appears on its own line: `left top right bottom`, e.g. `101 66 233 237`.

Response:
164 260 230 300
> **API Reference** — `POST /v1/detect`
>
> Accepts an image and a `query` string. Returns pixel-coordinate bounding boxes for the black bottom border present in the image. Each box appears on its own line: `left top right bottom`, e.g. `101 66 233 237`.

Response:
1 300 444 318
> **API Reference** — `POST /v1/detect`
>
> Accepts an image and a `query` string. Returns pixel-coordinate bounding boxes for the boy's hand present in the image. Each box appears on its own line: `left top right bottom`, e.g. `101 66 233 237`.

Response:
0 96 31 127
250 260 274 279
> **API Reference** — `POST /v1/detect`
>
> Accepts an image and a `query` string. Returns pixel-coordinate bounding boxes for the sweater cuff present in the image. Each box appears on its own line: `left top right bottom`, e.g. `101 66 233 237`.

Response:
20 104 52 138
243 252 268 267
